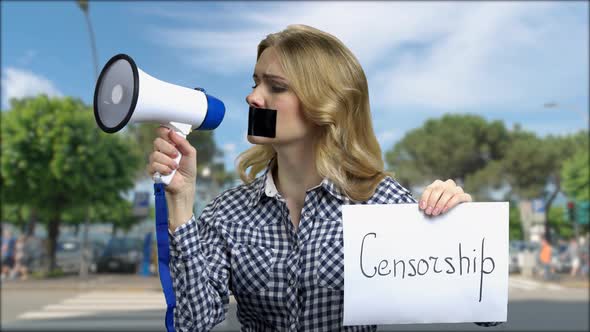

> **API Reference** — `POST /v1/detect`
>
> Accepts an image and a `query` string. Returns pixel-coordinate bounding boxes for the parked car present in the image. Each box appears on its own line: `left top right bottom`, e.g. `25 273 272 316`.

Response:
25 236 48 272
552 244 572 274
509 245 521 274
97 237 143 273
56 238 103 274
509 240 529 274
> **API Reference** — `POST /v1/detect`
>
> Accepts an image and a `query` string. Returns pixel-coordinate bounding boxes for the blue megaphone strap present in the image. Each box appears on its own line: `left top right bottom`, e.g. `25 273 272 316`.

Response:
154 182 176 332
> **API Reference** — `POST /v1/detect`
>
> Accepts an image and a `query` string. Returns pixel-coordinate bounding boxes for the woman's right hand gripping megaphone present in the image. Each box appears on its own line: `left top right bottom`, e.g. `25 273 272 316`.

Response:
147 126 198 232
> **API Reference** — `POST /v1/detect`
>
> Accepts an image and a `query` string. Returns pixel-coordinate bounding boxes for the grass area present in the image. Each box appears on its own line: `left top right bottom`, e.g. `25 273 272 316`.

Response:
31 269 65 279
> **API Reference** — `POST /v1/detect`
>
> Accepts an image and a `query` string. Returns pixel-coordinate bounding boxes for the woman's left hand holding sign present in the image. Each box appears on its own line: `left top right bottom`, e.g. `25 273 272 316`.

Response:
419 179 472 216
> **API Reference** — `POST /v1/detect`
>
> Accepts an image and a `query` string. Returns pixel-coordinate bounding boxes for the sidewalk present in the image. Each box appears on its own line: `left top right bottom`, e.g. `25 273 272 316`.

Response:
523 273 590 289
0 273 163 291
542 274 589 289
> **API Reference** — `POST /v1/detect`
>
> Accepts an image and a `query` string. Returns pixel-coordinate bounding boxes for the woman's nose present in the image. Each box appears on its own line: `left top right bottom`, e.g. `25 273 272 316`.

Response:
246 90 264 109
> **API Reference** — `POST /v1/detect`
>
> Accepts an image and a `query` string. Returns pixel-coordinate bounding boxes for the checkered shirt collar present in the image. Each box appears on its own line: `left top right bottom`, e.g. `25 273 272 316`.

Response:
248 156 348 207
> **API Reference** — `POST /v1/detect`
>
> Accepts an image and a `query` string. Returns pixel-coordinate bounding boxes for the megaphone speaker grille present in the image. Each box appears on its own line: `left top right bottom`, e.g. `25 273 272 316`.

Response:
93 54 139 133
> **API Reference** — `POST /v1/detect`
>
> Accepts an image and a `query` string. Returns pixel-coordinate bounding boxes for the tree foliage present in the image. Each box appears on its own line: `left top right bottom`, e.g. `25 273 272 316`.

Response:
385 114 510 193
384 113 588 242
561 140 589 201
1 95 142 271
548 206 573 239
509 202 523 241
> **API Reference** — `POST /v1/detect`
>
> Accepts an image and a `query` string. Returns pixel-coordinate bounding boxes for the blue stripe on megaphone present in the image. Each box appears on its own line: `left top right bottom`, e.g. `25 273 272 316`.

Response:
198 94 225 130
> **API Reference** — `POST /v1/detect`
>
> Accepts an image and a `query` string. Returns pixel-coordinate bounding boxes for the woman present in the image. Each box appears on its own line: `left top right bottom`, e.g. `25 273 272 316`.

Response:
1 229 16 281
147 25 497 331
12 234 29 280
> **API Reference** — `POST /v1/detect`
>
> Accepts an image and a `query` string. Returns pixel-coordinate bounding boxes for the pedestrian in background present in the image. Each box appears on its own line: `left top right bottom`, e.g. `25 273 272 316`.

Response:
568 237 580 277
539 237 553 281
1 228 16 281
11 234 30 280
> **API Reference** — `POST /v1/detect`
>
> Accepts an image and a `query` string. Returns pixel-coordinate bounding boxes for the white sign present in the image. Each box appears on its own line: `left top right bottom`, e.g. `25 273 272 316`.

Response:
342 202 508 326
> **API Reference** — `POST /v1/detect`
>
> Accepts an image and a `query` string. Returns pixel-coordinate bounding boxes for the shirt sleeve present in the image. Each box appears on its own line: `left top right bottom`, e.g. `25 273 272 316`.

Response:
389 178 418 204
167 198 230 331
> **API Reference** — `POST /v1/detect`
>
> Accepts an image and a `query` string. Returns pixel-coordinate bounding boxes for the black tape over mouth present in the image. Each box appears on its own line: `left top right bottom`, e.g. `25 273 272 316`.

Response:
248 106 277 138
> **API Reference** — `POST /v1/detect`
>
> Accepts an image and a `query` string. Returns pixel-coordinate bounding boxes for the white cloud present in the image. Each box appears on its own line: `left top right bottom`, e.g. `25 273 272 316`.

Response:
147 2 460 74
372 2 588 112
146 2 587 114
143 1 587 173
1 67 62 109
377 130 399 148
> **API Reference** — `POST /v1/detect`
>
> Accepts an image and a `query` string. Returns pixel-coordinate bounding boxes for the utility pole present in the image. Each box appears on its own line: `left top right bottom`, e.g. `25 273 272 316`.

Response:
77 0 100 279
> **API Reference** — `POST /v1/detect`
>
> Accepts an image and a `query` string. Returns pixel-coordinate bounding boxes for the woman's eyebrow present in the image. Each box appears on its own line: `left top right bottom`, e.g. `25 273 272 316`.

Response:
252 73 288 82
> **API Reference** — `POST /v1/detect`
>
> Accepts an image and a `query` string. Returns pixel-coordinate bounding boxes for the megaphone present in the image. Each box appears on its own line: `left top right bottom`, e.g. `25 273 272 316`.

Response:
93 53 225 185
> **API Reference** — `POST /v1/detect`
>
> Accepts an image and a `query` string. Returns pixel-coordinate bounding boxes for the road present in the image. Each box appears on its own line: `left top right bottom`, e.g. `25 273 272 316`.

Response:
1 275 588 331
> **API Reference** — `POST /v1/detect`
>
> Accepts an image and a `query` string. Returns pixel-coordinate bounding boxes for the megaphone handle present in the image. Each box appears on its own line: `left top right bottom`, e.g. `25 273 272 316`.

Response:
154 125 188 185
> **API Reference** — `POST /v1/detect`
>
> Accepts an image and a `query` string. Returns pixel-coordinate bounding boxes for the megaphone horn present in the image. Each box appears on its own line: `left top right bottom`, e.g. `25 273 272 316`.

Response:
93 53 225 184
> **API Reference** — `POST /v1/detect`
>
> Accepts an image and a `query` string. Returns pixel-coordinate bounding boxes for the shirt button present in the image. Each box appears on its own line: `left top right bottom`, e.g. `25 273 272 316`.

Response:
289 278 296 286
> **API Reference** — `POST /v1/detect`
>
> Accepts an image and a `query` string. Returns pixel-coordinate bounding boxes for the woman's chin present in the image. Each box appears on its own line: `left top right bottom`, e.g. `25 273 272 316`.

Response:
247 135 274 145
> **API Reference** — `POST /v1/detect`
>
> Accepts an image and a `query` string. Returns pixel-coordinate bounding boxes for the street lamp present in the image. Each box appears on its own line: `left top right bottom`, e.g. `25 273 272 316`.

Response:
76 0 100 280
76 0 99 79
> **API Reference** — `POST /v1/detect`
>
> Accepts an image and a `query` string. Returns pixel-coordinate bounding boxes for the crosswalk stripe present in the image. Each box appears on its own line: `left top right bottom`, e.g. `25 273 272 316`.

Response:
43 304 165 311
545 284 564 290
18 311 96 320
509 278 566 291
17 291 167 321
510 278 541 287
60 299 165 304
509 281 537 290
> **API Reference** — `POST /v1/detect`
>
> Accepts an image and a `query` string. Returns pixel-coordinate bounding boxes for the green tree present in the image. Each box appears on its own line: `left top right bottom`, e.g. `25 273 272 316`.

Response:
1 95 142 272
561 146 589 202
1 204 30 233
384 115 586 243
385 114 510 198
502 129 588 241
509 202 523 241
62 194 144 236
548 206 573 239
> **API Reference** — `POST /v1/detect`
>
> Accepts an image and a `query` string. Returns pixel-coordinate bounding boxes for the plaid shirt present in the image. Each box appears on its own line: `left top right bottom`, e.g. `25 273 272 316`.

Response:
168 159 500 331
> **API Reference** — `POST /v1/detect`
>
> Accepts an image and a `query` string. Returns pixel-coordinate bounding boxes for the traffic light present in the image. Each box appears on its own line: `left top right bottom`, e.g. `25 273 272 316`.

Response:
567 201 576 223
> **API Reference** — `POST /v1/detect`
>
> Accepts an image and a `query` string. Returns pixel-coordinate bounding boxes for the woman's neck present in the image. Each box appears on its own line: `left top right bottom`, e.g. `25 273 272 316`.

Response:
272 141 322 204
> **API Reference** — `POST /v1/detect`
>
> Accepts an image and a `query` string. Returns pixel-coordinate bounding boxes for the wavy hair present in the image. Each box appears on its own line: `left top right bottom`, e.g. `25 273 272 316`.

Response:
236 24 392 202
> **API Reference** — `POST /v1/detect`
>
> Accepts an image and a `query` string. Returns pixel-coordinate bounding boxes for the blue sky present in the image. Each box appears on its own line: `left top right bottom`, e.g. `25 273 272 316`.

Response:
2 1 588 173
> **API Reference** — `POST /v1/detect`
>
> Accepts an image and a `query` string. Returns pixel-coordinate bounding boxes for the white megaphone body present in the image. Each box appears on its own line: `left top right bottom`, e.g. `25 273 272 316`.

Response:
93 53 225 185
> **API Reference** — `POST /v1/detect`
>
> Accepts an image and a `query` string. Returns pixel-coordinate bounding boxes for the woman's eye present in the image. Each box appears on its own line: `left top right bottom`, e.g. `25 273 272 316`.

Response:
271 86 287 93
251 83 287 93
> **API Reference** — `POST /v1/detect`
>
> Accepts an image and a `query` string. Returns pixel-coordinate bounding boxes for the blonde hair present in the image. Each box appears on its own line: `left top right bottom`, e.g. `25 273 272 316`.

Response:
236 24 392 202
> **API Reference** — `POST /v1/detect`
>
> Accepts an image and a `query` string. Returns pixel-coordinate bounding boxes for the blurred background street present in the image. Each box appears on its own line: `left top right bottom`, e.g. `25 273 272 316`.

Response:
1 273 588 331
